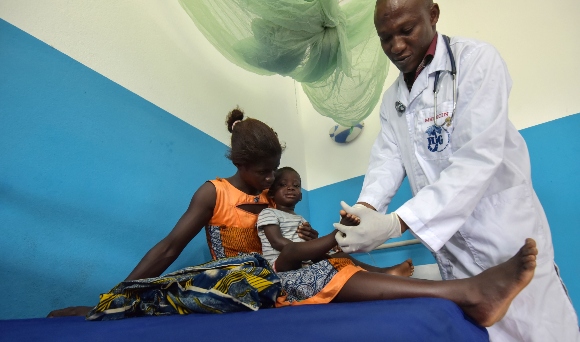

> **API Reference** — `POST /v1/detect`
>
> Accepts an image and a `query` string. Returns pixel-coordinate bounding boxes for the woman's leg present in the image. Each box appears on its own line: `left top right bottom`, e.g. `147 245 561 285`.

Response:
333 238 538 327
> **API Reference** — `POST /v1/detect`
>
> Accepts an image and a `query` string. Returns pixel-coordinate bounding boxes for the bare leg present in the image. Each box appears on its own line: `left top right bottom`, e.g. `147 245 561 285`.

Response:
47 306 93 318
381 259 414 277
331 252 414 277
333 239 538 327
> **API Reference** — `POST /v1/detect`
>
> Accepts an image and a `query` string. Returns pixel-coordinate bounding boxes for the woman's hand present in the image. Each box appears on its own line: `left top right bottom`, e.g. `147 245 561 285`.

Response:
297 221 319 241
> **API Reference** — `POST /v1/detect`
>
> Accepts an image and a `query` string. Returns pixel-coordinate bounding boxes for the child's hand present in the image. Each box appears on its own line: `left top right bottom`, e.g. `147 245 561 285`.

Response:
330 244 343 253
339 210 360 226
334 201 402 253
297 222 319 241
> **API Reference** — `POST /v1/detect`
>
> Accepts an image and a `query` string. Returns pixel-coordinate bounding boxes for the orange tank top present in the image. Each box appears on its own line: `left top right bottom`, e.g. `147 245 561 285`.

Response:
205 178 273 260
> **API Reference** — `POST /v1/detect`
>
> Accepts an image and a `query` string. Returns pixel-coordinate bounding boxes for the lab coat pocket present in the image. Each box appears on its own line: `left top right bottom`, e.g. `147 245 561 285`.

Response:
414 101 455 161
460 183 539 270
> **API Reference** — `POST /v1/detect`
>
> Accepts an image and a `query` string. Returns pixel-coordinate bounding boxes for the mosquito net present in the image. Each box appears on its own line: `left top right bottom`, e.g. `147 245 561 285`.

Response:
179 0 389 127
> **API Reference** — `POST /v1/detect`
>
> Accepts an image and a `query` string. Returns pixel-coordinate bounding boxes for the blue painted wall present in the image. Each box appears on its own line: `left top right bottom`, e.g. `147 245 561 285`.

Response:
521 114 580 313
1 19 578 320
0 19 229 318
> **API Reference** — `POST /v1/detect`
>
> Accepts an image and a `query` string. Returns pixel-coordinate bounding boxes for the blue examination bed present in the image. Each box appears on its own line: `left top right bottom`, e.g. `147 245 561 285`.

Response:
0 298 488 341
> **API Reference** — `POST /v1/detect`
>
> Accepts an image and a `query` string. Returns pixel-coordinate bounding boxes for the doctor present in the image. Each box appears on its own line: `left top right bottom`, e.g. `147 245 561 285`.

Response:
334 0 580 341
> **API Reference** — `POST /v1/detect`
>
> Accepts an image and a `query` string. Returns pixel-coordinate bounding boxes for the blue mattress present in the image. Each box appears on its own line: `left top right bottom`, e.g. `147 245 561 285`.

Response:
0 298 488 341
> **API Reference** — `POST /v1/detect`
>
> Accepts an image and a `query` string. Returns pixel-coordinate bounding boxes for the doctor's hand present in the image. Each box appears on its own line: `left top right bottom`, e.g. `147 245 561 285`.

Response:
334 201 402 253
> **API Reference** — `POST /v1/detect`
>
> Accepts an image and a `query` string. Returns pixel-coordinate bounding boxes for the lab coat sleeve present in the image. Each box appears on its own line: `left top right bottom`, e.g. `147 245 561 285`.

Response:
395 43 513 252
357 96 406 214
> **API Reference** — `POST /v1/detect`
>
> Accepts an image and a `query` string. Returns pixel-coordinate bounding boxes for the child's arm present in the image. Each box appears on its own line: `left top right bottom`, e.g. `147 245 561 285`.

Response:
125 182 216 281
261 224 295 252
274 231 341 272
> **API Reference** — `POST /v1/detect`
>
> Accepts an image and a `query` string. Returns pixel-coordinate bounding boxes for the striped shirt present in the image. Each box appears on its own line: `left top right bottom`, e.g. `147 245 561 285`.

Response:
257 208 306 264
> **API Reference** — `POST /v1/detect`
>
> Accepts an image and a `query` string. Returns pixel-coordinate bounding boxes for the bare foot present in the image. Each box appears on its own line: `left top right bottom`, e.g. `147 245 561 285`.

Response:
339 210 360 226
383 259 414 277
460 238 537 327
47 306 93 318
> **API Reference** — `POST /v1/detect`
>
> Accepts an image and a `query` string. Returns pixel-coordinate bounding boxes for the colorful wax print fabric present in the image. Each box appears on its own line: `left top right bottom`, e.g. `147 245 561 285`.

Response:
86 253 281 321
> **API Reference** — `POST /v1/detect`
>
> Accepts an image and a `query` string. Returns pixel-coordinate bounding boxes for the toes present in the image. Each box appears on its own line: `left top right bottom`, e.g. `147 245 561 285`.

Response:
522 247 538 257
524 238 536 248
523 255 536 263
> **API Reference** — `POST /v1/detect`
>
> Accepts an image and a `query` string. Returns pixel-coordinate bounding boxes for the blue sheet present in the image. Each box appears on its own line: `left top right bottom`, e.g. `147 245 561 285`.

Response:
0 298 488 341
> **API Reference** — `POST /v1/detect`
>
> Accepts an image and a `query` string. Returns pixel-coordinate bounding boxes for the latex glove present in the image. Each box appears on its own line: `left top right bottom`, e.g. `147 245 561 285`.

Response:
334 201 402 253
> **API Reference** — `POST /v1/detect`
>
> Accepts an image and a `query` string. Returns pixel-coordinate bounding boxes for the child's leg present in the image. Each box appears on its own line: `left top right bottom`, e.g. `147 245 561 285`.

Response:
333 238 538 327
275 232 339 272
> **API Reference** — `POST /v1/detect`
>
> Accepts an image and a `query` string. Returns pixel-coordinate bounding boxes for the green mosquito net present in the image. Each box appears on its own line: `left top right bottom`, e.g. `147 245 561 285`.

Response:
179 0 389 127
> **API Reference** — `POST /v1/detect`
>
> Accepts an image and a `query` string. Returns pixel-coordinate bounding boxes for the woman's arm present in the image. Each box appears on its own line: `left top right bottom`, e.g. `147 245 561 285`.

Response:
47 182 217 317
124 182 216 280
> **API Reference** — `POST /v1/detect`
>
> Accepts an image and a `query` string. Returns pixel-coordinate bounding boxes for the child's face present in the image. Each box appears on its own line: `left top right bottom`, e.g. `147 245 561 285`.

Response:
272 170 302 207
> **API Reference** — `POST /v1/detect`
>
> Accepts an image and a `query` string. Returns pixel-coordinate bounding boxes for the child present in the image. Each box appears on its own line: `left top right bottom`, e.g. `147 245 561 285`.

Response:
48 108 539 328
257 166 414 276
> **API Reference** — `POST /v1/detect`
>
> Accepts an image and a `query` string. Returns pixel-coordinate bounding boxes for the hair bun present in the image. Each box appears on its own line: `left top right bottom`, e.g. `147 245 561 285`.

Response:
226 107 245 133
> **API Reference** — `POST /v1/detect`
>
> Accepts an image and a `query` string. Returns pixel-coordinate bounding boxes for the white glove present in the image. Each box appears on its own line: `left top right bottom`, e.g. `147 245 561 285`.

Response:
334 201 402 253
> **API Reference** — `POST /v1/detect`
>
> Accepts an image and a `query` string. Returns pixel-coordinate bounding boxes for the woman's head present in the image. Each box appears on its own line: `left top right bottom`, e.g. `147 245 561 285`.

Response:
226 107 285 191
226 107 285 166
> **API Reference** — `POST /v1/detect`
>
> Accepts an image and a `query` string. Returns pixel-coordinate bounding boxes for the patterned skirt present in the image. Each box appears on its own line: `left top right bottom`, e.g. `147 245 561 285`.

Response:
86 253 281 321
275 257 363 306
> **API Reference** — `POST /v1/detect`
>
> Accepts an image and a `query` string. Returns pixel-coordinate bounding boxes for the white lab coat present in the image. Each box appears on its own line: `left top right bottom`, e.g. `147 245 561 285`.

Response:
359 34 579 341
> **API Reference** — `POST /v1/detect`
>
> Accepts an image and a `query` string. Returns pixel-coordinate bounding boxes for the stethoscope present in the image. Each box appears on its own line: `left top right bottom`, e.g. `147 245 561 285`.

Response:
395 35 457 127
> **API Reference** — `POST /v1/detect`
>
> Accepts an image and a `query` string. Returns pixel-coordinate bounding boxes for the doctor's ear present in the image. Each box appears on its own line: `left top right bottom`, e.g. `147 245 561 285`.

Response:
429 3 440 26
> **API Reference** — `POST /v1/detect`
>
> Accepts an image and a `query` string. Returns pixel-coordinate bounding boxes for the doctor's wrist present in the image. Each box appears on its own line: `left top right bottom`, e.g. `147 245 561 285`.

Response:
355 202 376 211
397 214 409 234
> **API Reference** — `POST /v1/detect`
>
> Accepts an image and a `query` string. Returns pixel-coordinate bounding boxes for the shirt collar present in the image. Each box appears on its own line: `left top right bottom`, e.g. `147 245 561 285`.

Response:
403 33 438 91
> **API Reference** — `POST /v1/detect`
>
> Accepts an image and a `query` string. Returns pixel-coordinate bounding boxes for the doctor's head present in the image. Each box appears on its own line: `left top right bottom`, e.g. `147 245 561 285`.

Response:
374 0 440 74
